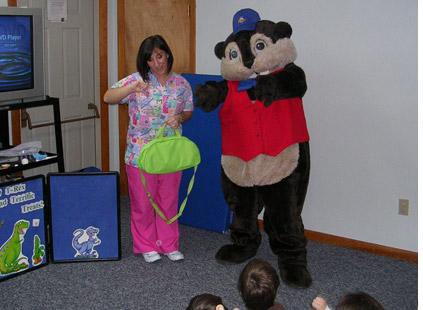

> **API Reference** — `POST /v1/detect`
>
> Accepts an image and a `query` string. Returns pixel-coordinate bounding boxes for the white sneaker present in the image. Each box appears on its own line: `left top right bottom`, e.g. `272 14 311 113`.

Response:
165 251 184 262
142 251 161 263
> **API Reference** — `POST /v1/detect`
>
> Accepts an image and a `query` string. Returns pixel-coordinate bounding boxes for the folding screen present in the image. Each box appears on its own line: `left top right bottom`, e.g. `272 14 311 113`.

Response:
47 172 121 262
178 73 232 233
0 175 48 281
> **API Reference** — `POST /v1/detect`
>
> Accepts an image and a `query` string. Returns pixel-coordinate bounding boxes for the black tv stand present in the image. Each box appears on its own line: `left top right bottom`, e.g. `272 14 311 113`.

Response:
0 97 65 176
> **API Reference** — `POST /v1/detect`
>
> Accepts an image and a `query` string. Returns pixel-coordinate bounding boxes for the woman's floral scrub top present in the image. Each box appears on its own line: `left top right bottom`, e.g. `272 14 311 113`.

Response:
112 71 193 167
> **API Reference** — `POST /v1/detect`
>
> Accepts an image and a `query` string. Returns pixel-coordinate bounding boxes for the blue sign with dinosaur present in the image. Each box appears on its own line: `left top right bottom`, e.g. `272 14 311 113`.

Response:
0 175 47 281
48 172 121 262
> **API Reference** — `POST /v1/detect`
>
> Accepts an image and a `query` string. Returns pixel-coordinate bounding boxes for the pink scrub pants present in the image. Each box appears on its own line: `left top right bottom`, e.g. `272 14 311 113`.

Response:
126 164 182 254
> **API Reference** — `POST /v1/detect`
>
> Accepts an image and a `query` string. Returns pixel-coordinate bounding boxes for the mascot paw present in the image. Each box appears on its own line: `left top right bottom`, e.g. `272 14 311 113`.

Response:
194 84 221 112
255 75 278 107
215 244 257 264
279 264 312 288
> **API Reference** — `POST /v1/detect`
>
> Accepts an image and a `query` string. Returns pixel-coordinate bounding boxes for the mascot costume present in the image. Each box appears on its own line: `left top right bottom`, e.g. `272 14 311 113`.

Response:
194 8 312 288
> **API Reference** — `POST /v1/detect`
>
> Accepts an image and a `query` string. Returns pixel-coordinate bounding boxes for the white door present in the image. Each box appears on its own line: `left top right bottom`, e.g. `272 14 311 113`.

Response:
19 0 98 175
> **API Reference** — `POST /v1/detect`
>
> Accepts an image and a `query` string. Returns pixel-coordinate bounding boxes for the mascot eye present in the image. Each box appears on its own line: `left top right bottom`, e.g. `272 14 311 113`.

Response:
254 40 267 53
229 48 240 60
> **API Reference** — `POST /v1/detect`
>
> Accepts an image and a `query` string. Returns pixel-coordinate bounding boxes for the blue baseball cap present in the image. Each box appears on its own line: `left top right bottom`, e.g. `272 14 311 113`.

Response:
232 8 261 34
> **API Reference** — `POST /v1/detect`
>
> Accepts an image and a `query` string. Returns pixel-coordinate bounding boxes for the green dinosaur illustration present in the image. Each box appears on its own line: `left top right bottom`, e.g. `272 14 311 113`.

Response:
32 234 45 265
0 220 30 275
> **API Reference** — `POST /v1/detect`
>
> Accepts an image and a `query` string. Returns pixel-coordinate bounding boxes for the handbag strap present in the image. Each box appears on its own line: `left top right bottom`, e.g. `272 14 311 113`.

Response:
140 166 198 224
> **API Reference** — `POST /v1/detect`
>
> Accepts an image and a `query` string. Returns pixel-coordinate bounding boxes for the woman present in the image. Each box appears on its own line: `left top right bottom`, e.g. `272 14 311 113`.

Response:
104 35 193 263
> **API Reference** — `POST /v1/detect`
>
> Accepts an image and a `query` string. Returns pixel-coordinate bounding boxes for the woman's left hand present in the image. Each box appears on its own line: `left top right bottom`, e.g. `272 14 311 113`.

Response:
165 114 183 130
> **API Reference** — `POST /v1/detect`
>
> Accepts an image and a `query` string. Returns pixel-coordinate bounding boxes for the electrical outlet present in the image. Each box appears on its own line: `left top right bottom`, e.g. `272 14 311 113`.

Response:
398 199 409 216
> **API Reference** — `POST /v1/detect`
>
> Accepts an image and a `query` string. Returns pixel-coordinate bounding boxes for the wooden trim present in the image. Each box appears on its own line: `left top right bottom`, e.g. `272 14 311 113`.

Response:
8 0 20 146
189 0 196 73
99 0 109 171
258 220 417 263
117 0 125 81
11 111 21 146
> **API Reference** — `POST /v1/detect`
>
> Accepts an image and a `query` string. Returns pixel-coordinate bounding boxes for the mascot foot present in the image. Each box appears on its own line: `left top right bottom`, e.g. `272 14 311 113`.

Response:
279 264 312 288
215 244 258 264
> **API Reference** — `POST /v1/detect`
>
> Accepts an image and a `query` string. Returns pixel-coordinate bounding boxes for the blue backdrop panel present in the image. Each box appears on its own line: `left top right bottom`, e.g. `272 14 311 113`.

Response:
0 175 48 281
48 172 121 262
178 73 232 233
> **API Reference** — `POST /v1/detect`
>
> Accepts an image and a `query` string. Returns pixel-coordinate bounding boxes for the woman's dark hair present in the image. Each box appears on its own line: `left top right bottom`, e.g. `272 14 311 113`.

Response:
136 34 174 81
186 294 228 310
238 258 280 310
336 292 384 310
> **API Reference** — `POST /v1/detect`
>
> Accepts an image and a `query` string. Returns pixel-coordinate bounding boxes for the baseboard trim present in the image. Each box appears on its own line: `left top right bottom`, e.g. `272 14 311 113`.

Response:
257 220 417 263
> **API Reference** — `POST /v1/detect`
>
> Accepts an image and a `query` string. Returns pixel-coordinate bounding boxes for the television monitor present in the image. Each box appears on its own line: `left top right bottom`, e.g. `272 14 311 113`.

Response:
0 7 45 106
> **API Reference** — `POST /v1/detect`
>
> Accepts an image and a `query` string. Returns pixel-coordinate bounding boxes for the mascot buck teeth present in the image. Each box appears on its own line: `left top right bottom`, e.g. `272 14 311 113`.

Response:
194 8 312 288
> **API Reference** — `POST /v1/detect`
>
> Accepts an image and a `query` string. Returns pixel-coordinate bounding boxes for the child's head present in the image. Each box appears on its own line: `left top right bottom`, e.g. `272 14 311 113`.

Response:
238 258 280 310
186 294 229 310
336 292 384 310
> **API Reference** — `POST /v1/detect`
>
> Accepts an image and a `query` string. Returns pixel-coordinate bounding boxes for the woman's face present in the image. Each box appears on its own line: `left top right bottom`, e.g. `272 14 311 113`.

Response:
147 47 169 79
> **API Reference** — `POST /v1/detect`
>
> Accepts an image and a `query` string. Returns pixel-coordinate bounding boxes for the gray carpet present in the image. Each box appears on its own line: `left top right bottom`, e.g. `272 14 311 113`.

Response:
0 196 417 310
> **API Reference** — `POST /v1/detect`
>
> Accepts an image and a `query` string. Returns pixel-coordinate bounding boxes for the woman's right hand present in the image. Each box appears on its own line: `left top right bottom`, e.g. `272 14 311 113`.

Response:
104 80 149 104
130 80 149 96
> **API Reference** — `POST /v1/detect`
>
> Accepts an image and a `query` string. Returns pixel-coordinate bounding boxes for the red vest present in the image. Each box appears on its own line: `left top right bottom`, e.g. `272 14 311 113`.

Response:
219 80 310 161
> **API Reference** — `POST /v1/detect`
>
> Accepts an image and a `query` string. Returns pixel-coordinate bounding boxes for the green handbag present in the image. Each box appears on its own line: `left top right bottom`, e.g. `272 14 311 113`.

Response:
138 123 201 224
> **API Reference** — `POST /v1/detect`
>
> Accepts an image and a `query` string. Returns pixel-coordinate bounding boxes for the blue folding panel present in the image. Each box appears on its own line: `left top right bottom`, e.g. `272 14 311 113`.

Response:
178 73 232 233
47 172 121 262
0 175 48 281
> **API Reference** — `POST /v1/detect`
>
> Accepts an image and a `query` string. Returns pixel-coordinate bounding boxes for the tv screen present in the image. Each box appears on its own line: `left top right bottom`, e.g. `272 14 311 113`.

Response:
0 7 45 106
0 15 33 91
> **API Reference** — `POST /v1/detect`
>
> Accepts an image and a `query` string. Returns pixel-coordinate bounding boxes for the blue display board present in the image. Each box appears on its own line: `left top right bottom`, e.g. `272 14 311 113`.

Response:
178 73 232 233
0 175 48 281
47 172 121 262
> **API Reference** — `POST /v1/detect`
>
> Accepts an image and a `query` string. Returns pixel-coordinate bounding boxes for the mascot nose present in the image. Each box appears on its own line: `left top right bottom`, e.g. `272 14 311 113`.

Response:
244 59 254 69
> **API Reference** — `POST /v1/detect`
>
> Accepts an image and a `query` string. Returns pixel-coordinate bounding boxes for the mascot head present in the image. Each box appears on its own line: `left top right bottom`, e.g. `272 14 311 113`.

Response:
215 8 298 81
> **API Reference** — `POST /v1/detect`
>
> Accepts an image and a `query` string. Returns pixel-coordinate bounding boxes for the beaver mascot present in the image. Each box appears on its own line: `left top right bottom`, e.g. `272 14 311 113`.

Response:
194 8 312 288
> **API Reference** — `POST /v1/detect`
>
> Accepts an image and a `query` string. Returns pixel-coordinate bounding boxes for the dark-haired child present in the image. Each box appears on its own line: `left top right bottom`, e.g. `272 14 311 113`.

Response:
312 292 384 310
238 258 285 310
186 293 240 310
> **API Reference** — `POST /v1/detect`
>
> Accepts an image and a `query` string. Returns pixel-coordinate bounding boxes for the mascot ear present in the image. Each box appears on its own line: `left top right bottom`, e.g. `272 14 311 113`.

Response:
214 41 226 59
274 21 293 39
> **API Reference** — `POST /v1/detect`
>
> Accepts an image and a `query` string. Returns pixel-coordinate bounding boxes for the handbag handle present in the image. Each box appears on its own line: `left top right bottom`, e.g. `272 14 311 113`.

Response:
156 123 182 139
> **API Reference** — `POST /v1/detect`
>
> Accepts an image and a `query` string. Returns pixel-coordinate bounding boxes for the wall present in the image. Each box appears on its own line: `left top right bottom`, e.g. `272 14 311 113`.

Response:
107 0 120 172
195 0 417 252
